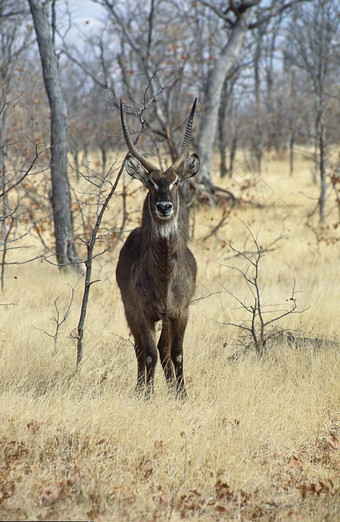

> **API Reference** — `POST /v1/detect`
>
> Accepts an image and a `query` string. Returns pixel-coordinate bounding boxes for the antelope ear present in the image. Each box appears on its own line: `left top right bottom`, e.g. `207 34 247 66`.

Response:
124 155 149 186
179 153 200 180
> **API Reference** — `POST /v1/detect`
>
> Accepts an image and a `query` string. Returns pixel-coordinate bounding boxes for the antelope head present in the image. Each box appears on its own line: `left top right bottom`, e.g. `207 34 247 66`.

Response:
120 99 200 226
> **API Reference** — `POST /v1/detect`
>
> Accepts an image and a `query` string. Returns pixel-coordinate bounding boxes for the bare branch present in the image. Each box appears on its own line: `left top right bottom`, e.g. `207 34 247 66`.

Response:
220 224 307 355
0 143 42 199
37 279 80 354
248 0 312 30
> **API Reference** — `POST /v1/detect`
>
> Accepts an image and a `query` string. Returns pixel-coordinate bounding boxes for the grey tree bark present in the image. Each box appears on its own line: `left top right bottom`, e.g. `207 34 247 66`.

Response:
197 9 252 184
218 78 239 178
196 0 310 186
28 0 80 269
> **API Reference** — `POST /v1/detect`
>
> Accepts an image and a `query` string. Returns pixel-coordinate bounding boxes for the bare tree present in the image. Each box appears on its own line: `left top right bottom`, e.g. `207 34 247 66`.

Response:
86 0 198 161
60 0 319 201
286 0 340 222
196 1 256 184
0 1 32 215
75 162 124 369
28 0 80 269
196 0 312 185
40 283 76 354
220 225 308 355
0 142 42 290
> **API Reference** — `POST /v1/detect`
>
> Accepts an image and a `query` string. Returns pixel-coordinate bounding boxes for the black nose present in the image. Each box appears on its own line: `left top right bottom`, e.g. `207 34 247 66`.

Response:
156 201 173 216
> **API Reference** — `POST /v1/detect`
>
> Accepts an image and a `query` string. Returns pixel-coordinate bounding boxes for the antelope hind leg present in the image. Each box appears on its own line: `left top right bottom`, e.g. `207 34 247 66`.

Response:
133 342 145 395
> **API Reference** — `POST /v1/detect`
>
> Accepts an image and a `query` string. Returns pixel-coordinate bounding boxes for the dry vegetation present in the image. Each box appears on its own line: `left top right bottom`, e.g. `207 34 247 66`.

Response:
1 152 339 521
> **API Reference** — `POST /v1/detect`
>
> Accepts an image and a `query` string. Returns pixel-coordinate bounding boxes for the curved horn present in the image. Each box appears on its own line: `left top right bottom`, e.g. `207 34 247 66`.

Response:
171 98 197 173
120 100 158 173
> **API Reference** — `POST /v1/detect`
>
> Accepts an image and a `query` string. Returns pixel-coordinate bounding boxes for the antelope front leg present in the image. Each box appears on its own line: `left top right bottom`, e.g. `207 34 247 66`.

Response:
158 320 175 388
143 326 158 400
131 321 157 399
170 315 188 400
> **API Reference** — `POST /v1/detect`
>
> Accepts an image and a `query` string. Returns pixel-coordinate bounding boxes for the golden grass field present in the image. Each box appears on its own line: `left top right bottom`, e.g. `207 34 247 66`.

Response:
1 151 339 521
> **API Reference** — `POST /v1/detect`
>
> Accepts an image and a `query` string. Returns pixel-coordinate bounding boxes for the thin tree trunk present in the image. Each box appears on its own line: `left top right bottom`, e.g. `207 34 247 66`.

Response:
229 134 238 177
76 162 124 368
28 0 80 271
253 26 263 173
312 132 318 184
197 11 251 184
0 84 9 291
100 146 107 177
289 129 295 176
318 119 326 222
289 68 296 176
218 84 228 178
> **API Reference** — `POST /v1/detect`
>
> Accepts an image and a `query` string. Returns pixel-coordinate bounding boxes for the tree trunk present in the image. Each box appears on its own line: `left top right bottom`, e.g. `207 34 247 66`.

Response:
252 25 263 173
288 68 296 176
197 11 251 184
28 0 80 270
218 83 229 178
289 128 295 176
218 79 238 178
318 117 327 222
229 134 238 177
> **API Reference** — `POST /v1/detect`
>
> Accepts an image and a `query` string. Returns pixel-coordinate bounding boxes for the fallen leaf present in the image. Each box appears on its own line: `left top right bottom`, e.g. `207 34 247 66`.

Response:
325 435 339 449
288 459 301 468
51 483 63 500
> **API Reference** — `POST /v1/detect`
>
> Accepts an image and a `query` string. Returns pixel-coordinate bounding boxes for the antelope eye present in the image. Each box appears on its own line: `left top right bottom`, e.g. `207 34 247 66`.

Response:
169 180 179 190
149 179 159 191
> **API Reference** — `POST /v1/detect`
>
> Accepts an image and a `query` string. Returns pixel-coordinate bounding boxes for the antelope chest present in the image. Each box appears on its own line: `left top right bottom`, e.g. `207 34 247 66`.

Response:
133 259 194 321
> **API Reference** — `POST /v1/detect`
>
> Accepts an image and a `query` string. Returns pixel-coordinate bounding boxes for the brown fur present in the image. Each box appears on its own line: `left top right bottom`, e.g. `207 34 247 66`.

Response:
116 170 198 398
117 100 200 399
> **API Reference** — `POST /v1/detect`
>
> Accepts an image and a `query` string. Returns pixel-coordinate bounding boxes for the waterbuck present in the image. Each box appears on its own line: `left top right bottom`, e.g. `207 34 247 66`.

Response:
116 99 200 399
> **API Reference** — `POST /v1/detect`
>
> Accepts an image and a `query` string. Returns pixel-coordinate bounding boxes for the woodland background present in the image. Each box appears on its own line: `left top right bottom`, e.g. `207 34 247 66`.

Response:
0 1 340 520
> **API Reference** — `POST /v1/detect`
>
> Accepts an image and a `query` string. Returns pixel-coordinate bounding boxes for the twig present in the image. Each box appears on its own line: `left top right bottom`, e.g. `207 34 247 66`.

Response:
192 290 225 303
38 280 80 354
0 142 43 199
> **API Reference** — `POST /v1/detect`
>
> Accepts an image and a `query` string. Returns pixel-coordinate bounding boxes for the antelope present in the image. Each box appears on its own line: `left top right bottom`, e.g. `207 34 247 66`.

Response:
116 99 200 399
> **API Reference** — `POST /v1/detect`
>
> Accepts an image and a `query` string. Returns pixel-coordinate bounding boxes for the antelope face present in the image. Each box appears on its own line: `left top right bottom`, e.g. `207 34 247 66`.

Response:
124 153 200 223
120 98 200 232
148 170 179 221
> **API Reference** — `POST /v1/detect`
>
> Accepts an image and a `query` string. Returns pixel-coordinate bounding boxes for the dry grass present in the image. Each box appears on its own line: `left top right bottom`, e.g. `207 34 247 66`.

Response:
1 152 339 521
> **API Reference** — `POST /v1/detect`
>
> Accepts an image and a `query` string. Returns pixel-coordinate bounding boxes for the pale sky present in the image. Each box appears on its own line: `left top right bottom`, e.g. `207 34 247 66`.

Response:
57 0 106 39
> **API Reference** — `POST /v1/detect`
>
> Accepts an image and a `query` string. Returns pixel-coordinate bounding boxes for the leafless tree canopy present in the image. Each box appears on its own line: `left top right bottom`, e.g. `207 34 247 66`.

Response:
3 1 339 178
1 0 339 273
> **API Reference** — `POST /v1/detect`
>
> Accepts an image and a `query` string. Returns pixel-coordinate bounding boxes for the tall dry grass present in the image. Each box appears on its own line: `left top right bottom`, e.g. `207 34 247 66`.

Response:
0 152 339 520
